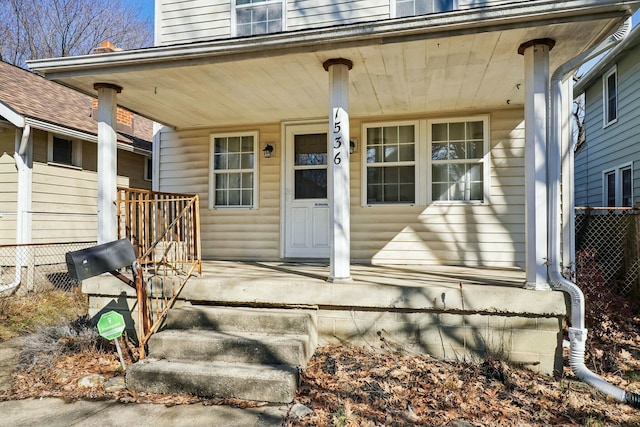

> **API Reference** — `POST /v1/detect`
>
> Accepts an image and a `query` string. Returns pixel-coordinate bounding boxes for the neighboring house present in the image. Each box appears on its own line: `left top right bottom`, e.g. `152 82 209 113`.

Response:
0 60 153 246
574 25 640 208
26 0 640 390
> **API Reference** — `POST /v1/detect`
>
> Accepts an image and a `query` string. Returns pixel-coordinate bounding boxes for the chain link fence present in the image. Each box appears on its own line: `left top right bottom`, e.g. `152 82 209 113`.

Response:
0 241 96 294
574 208 640 301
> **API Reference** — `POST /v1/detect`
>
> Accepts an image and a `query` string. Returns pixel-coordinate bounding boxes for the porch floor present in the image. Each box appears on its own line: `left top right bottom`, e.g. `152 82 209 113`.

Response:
196 261 526 289
175 261 566 317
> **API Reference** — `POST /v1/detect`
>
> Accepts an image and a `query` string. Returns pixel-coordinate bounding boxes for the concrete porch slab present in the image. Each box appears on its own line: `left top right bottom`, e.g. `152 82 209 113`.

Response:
82 261 568 375
83 262 567 317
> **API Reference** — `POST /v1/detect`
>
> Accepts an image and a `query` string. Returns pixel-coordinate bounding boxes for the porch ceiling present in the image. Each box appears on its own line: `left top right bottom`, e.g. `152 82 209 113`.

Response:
31 13 627 130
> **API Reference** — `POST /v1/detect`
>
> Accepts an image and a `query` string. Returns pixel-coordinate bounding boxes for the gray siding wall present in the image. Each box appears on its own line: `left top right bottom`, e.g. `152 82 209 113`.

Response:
575 45 640 207
157 0 528 46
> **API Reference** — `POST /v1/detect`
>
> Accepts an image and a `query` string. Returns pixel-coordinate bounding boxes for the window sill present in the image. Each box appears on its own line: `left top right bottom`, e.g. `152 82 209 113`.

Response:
430 200 487 206
46 162 82 170
210 206 255 210
603 118 618 129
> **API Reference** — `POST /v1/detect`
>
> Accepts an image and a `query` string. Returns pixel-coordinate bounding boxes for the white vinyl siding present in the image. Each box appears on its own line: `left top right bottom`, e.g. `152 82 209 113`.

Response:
158 0 232 45
353 110 522 267
158 109 523 268
287 0 390 30
603 66 618 127
157 0 527 45
158 124 281 260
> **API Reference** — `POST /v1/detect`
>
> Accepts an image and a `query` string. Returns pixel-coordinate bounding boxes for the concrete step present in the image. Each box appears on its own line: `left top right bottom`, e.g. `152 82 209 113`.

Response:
148 329 311 367
162 306 316 341
126 358 298 403
128 305 318 402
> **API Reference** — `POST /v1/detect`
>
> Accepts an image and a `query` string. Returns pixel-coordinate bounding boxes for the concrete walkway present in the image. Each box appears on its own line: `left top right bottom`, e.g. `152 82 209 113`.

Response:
0 337 287 426
0 398 288 426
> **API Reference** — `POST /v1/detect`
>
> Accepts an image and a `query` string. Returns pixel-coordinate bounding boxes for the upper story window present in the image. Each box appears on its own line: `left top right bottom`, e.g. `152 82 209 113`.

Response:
48 135 82 168
209 132 258 208
603 65 618 127
604 163 632 207
234 0 284 37
395 0 458 18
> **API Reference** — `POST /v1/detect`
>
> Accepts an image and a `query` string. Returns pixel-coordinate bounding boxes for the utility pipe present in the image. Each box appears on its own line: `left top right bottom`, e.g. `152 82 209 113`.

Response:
548 18 640 408
1 125 31 293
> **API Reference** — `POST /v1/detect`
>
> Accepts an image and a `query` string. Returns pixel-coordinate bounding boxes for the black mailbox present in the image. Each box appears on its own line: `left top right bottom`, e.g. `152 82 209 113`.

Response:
66 238 137 281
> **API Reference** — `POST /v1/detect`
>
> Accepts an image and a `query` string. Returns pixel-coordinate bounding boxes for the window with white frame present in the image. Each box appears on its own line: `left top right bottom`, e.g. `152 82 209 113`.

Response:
604 164 632 207
603 66 618 126
48 134 82 167
430 118 487 202
364 123 417 204
395 0 457 17
234 0 284 37
210 132 257 208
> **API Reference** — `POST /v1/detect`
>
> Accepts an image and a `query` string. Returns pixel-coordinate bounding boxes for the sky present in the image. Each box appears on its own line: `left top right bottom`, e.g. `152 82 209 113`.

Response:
137 0 154 22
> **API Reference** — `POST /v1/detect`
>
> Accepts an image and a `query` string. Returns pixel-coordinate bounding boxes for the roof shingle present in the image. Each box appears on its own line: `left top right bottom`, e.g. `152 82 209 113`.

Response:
0 60 152 151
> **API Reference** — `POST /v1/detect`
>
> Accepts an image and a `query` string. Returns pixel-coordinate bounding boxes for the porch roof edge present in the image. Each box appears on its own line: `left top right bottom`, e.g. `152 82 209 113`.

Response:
28 0 634 79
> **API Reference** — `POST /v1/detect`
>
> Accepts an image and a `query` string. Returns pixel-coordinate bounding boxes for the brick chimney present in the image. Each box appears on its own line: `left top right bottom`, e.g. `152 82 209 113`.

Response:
93 41 121 54
91 99 135 135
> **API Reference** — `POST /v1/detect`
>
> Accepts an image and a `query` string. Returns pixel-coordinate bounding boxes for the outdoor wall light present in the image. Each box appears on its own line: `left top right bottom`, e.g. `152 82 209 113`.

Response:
263 144 274 158
349 139 357 154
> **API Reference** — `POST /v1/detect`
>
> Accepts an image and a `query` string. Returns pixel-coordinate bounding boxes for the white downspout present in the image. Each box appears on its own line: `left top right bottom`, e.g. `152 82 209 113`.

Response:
1 124 31 293
549 18 640 407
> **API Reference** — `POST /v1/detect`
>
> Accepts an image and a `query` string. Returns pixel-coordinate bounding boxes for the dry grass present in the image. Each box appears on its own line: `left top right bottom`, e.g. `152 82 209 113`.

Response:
0 288 88 341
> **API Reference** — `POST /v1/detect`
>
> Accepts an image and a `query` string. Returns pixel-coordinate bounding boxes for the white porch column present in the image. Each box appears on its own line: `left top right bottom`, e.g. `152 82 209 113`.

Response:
518 39 555 290
94 83 122 245
323 58 353 283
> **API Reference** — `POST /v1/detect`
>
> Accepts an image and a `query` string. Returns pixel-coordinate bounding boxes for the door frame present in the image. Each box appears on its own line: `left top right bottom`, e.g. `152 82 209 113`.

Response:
280 120 330 259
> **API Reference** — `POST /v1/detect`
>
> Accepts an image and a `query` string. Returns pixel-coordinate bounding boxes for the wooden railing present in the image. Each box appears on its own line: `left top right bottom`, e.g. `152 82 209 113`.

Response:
116 187 201 357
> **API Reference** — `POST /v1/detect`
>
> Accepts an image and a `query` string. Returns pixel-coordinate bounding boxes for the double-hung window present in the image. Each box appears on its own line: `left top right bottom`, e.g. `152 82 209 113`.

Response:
430 118 487 202
604 164 632 207
603 66 618 126
234 0 284 37
210 132 257 208
363 116 489 205
364 123 417 204
395 0 457 18
48 134 82 168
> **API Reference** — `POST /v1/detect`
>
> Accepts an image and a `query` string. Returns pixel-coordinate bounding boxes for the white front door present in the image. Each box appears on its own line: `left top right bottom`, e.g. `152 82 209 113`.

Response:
283 123 330 258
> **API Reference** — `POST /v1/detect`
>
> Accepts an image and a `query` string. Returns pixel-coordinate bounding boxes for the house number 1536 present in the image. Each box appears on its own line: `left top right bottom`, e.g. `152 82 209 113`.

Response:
332 108 347 166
